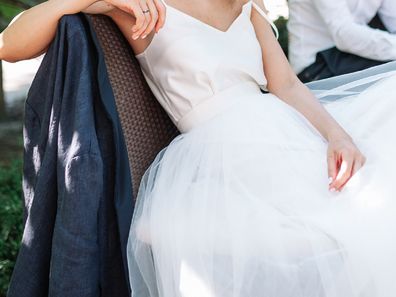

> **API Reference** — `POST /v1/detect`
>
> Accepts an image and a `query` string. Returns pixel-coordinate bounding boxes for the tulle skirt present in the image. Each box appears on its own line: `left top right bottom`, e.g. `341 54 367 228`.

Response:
127 71 396 297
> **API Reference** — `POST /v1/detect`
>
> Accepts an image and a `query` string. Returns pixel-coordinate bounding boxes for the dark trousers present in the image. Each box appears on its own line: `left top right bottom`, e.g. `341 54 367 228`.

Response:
298 14 392 83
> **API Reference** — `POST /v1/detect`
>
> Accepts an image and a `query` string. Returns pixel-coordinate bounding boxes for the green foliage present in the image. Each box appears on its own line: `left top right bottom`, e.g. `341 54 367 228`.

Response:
0 0 44 31
0 159 23 297
0 3 21 31
0 3 21 20
274 16 289 58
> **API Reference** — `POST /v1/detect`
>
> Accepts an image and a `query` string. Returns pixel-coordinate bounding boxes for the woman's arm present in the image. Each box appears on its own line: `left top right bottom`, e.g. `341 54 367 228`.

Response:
0 0 99 62
0 0 165 62
251 0 366 192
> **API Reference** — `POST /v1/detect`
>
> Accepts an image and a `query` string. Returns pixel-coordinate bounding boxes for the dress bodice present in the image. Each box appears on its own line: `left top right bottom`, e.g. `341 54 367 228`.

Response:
135 1 270 131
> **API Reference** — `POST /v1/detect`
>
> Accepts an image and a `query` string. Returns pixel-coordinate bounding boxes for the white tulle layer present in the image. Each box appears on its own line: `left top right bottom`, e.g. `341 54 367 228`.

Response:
127 75 396 297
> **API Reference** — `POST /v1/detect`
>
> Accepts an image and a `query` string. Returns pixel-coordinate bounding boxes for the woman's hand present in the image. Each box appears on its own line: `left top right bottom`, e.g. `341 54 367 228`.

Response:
82 1 116 15
327 134 366 192
104 0 166 39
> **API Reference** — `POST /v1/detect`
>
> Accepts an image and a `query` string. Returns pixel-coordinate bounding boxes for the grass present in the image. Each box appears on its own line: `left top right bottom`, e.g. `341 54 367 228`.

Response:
0 159 23 297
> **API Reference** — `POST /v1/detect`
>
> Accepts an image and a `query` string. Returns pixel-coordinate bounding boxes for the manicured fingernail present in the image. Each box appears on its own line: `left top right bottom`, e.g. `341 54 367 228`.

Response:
328 177 333 184
132 35 138 40
142 34 147 39
329 187 336 193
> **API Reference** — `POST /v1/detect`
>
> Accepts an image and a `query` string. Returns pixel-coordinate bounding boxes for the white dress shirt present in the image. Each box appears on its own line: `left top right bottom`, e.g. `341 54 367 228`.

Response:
287 0 396 74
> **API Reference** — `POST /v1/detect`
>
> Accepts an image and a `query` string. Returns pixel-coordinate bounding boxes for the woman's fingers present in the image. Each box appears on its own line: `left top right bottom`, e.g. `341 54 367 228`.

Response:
153 0 166 32
104 0 165 38
331 153 366 192
130 1 146 37
351 157 365 178
338 158 364 191
326 137 366 193
327 151 338 190
141 0 158 38
131 0 150 39
332 153 354 191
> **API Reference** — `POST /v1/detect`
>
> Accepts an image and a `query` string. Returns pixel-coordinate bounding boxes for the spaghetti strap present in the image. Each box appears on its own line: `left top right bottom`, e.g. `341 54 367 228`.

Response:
251 0 279 39
161 0 279 39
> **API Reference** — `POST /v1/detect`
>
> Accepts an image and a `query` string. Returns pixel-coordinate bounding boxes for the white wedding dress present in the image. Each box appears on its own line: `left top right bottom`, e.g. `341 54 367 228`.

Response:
126 1 396 296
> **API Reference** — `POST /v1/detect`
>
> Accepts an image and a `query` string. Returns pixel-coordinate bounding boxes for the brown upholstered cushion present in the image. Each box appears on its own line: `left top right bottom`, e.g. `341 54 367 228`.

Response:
88 14 180 200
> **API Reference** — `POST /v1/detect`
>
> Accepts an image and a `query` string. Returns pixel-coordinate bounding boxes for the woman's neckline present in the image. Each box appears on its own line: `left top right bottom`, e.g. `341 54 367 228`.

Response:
135 1 251 58
162 0 251 34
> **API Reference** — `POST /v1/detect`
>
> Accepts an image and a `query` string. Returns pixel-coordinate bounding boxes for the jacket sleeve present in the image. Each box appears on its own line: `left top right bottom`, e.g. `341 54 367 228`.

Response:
313 0 396 61
49 153 103 296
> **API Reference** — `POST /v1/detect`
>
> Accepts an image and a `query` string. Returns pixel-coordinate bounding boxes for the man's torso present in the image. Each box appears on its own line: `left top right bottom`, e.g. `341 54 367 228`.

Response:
288 0 385 73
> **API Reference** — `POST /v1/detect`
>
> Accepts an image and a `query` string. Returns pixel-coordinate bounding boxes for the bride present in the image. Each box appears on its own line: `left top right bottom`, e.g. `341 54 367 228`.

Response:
2 0 396 296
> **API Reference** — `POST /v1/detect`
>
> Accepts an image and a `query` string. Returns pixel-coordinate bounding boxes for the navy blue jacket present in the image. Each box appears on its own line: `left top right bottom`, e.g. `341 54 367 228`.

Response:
8 13 133 297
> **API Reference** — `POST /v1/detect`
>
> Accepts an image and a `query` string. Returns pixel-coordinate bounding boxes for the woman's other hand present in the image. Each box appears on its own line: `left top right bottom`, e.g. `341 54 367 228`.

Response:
104 0 166 39
327 134 366 192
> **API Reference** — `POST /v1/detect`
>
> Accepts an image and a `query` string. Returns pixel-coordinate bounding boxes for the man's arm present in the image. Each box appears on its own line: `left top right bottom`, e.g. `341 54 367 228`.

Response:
313 0 396 61
378 0 396 33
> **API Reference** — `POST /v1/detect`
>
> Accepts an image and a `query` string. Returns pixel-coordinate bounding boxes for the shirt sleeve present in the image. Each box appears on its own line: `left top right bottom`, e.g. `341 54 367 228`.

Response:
312 0 396 61
378 0 396 33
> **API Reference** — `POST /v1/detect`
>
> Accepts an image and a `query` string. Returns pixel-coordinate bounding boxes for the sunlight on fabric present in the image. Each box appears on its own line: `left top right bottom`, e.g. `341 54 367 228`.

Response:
338 169 385 210
356 187 386 210
135 218 152 244
314 71 396 100
346 177 386 210
180 260 215 297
